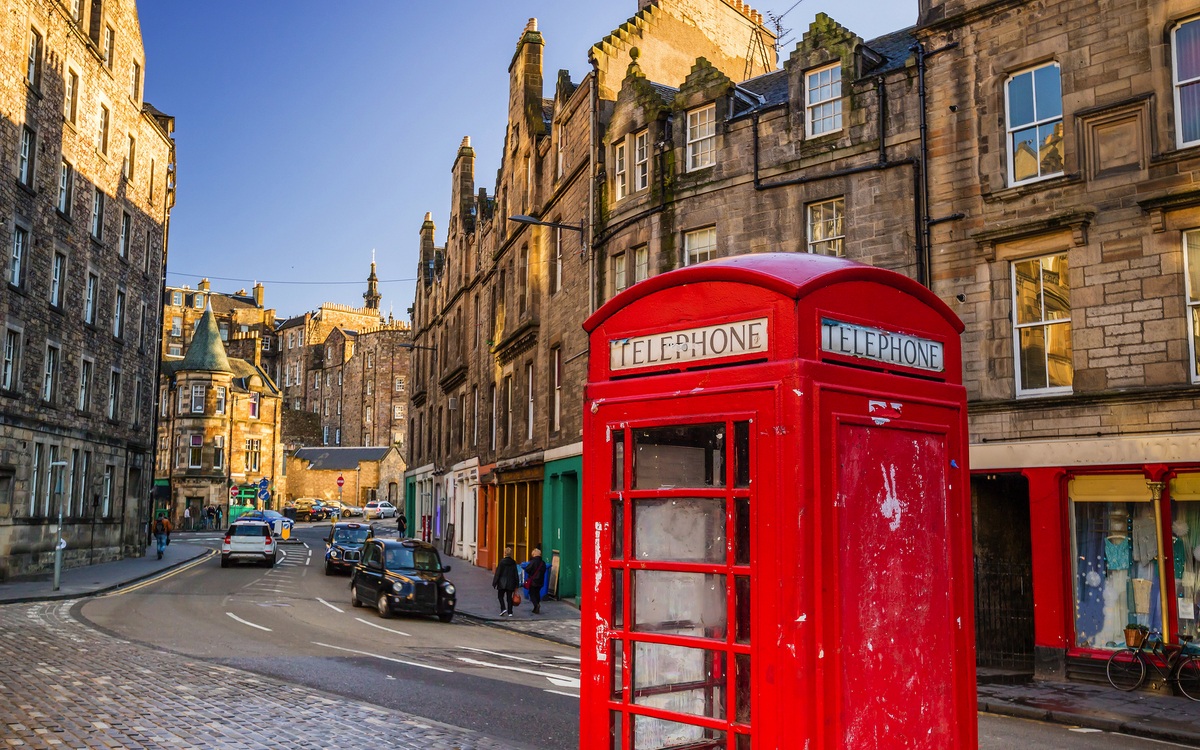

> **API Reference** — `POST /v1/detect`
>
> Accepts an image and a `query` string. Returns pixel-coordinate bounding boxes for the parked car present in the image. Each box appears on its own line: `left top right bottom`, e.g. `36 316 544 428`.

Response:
235 510 294 537
221 521 277 568
365 501 398 519
350 538 455 622
292 499 331 522
324 522 373 575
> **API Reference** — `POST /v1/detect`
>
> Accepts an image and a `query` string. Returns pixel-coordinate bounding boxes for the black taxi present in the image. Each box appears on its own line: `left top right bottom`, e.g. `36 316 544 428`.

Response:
323 522 373 575
350 538 456 622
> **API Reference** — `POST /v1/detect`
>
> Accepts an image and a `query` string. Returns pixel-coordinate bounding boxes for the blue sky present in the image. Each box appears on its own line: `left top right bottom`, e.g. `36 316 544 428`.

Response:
139 1 917 319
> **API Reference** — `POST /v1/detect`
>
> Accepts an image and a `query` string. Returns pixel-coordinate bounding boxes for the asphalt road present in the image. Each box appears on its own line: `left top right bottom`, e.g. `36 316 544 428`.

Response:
77 523 579 750
979 713 1195 748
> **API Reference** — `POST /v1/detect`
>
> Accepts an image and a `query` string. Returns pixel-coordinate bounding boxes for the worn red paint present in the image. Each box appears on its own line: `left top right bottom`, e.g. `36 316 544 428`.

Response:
581 253 975 750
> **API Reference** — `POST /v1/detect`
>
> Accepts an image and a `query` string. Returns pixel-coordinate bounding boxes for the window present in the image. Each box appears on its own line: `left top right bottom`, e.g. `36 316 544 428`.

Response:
133 379 142 425
214 436 224 469
323 426 329 445
613 252 627 294
96 104 109 154
50 253 65 307
189 435 202 468
806 63 843 137
1184 230 1200 382
687 104 716 171
170 315 182 336
42 345 59 403
149 159 155 205
1006 62 1064 185
2 330 20 391
288 331 294 349
129 60 141 101
78 359 92 410
193 294 204 309
91 190 105 239
323 398 328 416
65 69 78 123
635 130 649 191
635 246 649 283
614 141 627 200
337 399 341 415
337 370 342 386
313 371 319 389
113 290 125 338
82 274 98 324
124 136 135 180
557 122 567 177
244 439 261 472
505 375 513 446
519 245 530 314
366 380 373 395
807 197 845 257
9 227 26 286
552 347 561 432
366 405 372 424
1012 254 1072 395
178 388 187 414
191 384 204 413
394 404 402 419
108 370 120 419
30 443 42 515
138 303 148 350
395 376 404 392
526 363 535 440
67 448 79 516
102 26 114 68
248 392 260 419
171 291 182 306
298 330 304 346
57 161 73 215
159 387 167 417
26 28 42 87
101 466 113 516
551 229 563 295
210 385 222 415
367 352 374 368
1177 19 1200 147
685 227 717 265
168 345 181 357
119 213 131 258
19 127 34 187
335 428 341 445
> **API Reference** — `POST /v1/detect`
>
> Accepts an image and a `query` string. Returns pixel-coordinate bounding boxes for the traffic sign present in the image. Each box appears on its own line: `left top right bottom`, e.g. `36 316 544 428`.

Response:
337 476 344 488
229 487 237 498
259 477 270 490
258 489 270 501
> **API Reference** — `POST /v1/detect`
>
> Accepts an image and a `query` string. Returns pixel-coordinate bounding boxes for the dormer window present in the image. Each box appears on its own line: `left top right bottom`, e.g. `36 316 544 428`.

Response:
687 104 716 171
806 63 842 137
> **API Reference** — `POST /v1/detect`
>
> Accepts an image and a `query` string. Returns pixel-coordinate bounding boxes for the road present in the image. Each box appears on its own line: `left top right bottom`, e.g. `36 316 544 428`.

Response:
78 523 579 750
68 523 1181 750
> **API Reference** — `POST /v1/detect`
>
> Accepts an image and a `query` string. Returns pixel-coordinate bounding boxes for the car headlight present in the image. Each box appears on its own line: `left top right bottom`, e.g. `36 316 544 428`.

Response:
329 549 340 558
443 584 456 596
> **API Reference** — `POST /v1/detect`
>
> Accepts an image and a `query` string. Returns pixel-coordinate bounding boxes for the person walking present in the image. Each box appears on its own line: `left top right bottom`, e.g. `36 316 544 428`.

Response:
492 546 519 617
525 547 547 615
398 511 408 538
152 515 172 560
183 505 191 531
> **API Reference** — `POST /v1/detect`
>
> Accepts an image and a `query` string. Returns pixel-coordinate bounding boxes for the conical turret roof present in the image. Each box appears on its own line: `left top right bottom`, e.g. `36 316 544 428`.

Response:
180 307 232 373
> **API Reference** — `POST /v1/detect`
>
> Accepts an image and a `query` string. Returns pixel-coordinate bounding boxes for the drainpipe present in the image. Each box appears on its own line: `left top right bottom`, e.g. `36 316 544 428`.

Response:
588 55 600 315
911 40 963 289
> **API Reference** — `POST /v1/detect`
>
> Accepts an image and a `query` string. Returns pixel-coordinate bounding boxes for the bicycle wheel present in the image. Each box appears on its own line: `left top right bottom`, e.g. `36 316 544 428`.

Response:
1177 656 1200 701
1107 648 1146 691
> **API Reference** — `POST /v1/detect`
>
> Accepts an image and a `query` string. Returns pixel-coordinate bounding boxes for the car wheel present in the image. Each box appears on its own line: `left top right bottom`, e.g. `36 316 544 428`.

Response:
266 555 275 569
220 556 229 569
325 562 334 576
376 593 392 619
438 612 454 623
351 583 363 607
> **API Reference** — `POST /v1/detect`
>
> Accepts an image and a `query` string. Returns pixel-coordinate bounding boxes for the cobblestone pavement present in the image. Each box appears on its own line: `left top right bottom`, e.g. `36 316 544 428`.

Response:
0 600 531 749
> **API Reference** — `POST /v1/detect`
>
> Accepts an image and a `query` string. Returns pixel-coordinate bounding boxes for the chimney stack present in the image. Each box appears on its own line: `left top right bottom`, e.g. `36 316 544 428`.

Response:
253 282 264 307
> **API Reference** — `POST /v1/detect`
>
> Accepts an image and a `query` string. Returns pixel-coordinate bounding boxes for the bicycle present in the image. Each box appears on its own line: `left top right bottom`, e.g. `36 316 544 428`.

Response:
1107 628 1200 700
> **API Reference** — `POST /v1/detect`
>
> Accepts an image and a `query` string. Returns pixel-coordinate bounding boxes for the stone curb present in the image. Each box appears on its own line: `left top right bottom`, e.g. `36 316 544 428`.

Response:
979 700 1200 747
457 611 582 648
0 547 213 606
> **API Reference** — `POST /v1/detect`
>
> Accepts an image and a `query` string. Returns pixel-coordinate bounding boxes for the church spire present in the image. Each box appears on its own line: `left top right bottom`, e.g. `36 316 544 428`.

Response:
364 253 381 310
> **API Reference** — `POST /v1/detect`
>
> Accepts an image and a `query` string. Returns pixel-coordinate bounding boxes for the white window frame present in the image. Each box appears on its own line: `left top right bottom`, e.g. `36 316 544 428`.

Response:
323 426 329 445
101 466 113 517
248 392 260 419
806 63 843 138
65 68 78 123
107 369 120 419
191 384 205 413
1004 61 1064 187
42 344 59 403
806 197 846 257
613 252 627 294
9 226 26 287
2 329 20 391
526 364 534 441
1011 253 1073 397
552 347 561 433
91 189 104 239
119 212 131 258
170 315 182 336
684 227 717 266
1184 230 1200 383
1175 18 1200 149
113 289 125 338
687 104 716 171
552 227 563 294
635 130 649 191
50 253 65 307
635 246 649 283
189 435 202 468
614 140 627 200
27 27 42 86
58 160 73 214
77 357 92 411
85 274 98 324
213 435 224 469
96 103 109 154
18 127 34 187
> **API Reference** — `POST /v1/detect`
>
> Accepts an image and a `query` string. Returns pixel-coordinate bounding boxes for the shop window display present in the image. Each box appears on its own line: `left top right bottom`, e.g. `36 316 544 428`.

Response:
1172 473 1200 639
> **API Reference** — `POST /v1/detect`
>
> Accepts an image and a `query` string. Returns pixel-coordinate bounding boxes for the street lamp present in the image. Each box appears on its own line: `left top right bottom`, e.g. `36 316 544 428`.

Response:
396 342 437 351
509 215 586 253
49 460 68 591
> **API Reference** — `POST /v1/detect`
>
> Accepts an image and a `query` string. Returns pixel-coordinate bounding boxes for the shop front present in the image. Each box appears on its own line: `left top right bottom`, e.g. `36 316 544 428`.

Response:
543 443 583 602
495 463 543 564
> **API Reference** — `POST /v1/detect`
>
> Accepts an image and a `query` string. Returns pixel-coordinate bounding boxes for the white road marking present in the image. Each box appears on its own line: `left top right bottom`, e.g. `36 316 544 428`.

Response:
311 642 452 672
460 646 573 668
544 689 579 698
226 612 272 631
306 557 311 566
456 656 582 688
316 598 344 613
551 655 581 663
355 617 411 637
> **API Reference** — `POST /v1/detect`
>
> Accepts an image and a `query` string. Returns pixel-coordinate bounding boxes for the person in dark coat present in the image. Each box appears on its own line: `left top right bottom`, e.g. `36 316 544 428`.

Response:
397 512 408 537
492 546 519 616
525 547 547 615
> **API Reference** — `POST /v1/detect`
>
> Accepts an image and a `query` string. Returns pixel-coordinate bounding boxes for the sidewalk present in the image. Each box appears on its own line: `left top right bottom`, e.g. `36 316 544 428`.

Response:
449 557 582 647
0 541 211 604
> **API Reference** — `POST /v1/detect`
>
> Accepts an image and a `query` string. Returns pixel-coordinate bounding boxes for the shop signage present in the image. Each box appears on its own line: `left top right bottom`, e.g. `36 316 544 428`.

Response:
820 318 944 373
609 317 769 371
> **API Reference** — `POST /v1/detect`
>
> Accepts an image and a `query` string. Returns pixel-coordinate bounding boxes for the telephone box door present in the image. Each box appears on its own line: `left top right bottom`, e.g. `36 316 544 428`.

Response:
584 387 777 750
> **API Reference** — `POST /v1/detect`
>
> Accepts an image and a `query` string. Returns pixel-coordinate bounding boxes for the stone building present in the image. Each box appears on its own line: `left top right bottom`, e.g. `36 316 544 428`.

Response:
285 446 405 511
0 0 175 577
160 278 273 361
154 308 282 519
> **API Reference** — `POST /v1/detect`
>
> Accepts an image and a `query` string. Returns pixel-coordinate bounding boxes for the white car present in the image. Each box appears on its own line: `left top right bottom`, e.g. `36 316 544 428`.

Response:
365 501 397 519
221 521 277 568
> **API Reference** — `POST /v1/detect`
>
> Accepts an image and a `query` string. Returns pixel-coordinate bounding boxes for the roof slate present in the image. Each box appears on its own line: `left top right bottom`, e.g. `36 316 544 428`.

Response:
294 446 395 471
862 26 918 75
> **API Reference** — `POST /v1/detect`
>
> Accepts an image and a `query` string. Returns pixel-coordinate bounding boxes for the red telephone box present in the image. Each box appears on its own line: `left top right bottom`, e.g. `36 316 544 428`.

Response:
581 253 975 750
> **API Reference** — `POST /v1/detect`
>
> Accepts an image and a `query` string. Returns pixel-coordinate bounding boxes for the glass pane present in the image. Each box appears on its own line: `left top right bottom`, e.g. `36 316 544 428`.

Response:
735 497 750 566
1019 326 1048 391
1171 473 1200 640
634 497 725 563
1072 499 1161 649
612 711 624 750
1013 259 1041 324
736 735 751 750
633 642 726 719
1007 70 1035 128
1182 82 1200 145
613 497 625 560
612 639 625 700
1037 121 1064 177
633 570 727 638
734 421 750 488
1033 64 1062 120
613 430 626 491
735 653 751 724
634 424 725 489
1179 20 1200 82
614 570 625 629
1046 322 1074 388
1041 255 1070 320
633 715 725 750
1011 126 1039 183
735 576 751 644
1188 232 1200 303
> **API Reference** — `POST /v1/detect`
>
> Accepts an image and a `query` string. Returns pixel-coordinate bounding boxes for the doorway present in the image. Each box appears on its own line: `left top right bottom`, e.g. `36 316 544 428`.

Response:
972 473 1035 670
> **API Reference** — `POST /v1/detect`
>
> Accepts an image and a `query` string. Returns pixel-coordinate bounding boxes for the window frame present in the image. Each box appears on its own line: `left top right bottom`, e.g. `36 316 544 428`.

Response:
684 226 717 266
806 62 844 138
26 27 42 88
42 343 59 403
91 189 105 240
191 384 205 413
77 357 92 411
119 212 131 258
9 225 27 287
96 103 110 155
50 252 66 308
634 130 649 191
65 68 79 123
634 246 649 283
614 140 627 201
1011 253 1074 397
806 197 846 257
1175 17 1200 149
613 251 627 295
85 273 98 324
107 369 120 419
18 126 35 187
58 160 74 215
113 288 125 338
1004 61 1065 187
686 104 716 172
2 329 21 392
248 392 260 419
1184 229 1200 383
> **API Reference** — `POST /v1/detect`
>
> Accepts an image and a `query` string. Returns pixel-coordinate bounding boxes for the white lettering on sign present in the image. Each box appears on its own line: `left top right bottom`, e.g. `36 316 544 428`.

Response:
609 317 769 371
820 318 944 373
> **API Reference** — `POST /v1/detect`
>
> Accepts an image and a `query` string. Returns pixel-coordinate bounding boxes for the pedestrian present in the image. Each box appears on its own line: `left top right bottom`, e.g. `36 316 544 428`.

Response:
525 547 547 615
492 545 519 617
183 505 191 531
398 512 408 538
152 515 172 560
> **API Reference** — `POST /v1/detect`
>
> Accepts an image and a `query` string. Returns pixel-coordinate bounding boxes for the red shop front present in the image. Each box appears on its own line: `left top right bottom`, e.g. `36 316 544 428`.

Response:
580 254 976 750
